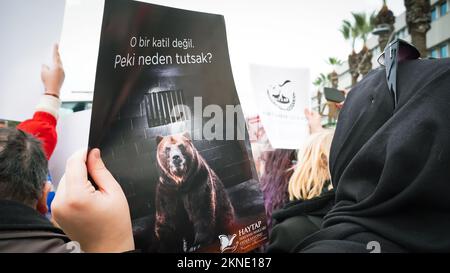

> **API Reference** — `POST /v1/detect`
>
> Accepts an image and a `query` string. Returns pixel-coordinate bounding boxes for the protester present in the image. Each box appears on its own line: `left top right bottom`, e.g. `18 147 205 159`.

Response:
304 108 325 134
16 44 64 159
0 127 64 252
288 130 334 201
296 58 450 252
51 149 135 253
259 149 296 229
0 129 134 252
0 44 134 253
15 44 65 216
260 108 329 229
267 130 335 252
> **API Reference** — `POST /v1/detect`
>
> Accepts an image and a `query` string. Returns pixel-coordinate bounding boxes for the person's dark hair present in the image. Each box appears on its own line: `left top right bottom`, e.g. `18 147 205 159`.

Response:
0 128 48 206
260 149 296 228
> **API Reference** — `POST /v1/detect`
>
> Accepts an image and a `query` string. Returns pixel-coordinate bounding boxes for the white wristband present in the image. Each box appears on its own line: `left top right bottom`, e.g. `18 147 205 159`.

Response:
35 95 62 119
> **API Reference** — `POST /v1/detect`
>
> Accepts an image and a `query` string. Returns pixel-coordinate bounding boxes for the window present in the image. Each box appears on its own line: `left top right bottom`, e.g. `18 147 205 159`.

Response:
440 44 449 58
440 1 448 16
144 89 187 127
431 48 439 58
432 7 438 21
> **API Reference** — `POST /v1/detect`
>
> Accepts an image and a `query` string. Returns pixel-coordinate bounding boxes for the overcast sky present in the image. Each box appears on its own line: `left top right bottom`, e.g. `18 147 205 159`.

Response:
62 0 406 116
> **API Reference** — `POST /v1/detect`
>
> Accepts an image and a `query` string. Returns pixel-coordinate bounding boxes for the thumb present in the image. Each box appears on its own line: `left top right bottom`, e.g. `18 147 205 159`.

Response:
53 43 63 67
87 148 121 193
64 149 88 193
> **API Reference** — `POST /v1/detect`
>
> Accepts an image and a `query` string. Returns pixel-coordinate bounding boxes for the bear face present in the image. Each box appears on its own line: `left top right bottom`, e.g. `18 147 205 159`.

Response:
156 133 194 185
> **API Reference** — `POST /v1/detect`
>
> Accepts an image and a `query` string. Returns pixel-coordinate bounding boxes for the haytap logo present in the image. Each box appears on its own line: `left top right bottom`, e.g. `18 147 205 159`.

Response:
266 80 296 111
367 241 381 253
218 234 238 253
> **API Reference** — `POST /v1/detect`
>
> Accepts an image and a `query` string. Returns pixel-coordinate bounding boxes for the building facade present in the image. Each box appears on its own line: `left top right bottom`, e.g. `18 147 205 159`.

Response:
337 0 450 89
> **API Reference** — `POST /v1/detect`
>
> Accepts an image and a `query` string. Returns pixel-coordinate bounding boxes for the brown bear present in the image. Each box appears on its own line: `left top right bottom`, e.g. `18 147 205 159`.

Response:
154 133 235 253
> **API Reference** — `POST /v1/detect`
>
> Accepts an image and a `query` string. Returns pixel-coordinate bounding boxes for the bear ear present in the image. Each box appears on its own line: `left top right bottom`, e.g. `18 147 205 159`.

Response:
156 135 163 144
182 132 191 140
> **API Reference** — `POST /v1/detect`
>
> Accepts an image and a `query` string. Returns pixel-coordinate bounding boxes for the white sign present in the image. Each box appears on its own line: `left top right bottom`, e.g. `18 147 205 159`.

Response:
249 64 310 149
49 110 91 186
59 0 104 102
0 0 65 121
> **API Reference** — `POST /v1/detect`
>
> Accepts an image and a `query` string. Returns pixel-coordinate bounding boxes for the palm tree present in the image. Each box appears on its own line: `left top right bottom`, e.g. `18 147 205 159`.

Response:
340 20 359 52
340 19 360 86
353 12 376 77
404 0 431 58
326 57 343 70
326 57 343 88
326 58 343 124
313 73 330 115
313 73 330 89
373 0 396 52
352 12 376 45
313 72 339 125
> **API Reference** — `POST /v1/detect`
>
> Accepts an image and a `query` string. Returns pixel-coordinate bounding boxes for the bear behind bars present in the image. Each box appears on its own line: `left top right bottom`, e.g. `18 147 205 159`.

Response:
154 133 235 252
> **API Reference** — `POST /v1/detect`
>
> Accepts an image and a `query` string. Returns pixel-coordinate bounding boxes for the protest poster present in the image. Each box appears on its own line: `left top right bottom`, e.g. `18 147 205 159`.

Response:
88 0 267 253
0 0 65 121
250 64 310 149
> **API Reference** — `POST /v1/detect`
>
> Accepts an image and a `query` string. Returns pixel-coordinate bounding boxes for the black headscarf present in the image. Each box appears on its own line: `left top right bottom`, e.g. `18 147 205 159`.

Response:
296 58 450 252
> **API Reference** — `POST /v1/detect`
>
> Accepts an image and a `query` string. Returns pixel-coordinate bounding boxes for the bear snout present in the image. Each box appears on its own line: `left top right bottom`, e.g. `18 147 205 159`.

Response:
172 155 184 166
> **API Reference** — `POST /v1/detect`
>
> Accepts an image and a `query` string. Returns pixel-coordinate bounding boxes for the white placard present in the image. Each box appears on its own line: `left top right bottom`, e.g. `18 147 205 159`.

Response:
0 0 65 122
249 64 310 149
59 0 104 102
48 110 91 186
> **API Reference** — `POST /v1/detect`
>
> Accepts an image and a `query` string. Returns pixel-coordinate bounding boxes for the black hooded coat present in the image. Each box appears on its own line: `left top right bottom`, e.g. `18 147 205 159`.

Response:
297 58 450 253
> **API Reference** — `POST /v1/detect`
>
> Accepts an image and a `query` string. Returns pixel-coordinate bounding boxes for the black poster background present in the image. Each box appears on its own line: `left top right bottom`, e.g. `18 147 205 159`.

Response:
88 0 267 253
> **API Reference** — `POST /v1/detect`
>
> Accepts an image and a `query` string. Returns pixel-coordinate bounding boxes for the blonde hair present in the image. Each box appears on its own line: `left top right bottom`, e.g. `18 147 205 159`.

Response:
288 130 334 201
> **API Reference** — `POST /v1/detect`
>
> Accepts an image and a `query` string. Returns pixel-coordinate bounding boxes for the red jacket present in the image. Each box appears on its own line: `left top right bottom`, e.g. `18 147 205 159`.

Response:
17 112 57 159
16 95 61 160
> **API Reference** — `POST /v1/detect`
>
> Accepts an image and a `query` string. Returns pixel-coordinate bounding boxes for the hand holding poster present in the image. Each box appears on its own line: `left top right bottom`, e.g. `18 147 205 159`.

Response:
88 0 267 253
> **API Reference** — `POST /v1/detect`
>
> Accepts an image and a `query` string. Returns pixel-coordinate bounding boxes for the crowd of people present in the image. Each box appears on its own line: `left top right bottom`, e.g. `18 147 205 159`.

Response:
1 42 450 253
264 50 450 252
0 45 133 252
